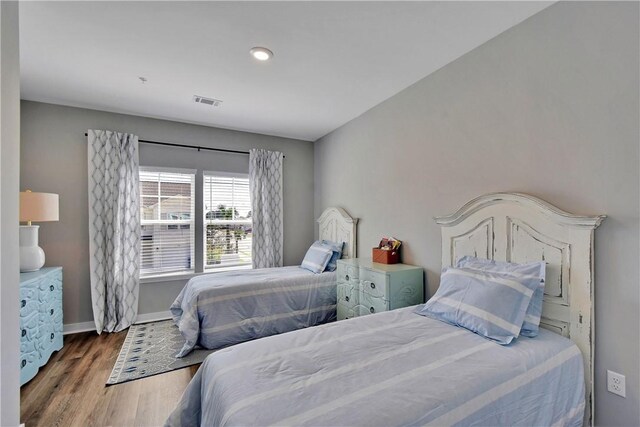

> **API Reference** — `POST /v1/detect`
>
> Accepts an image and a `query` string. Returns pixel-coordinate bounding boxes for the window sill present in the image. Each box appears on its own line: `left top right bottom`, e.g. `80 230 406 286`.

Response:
140 264 252 284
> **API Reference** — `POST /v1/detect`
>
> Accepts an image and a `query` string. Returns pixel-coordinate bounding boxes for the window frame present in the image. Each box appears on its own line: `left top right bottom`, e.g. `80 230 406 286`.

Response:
139 166 197 279
139 167 254 282
202 171 253 271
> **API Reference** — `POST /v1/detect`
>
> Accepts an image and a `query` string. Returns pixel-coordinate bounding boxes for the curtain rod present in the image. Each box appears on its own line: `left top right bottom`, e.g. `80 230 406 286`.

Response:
83 133 284 158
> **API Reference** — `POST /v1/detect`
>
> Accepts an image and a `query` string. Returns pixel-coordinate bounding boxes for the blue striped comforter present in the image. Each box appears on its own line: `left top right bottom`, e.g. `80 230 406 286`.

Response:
166 306 585 427
170 266 337 357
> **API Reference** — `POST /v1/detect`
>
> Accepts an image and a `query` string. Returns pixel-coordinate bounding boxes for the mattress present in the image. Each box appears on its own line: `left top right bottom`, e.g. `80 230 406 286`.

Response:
166 306 585 427
170 266 337 357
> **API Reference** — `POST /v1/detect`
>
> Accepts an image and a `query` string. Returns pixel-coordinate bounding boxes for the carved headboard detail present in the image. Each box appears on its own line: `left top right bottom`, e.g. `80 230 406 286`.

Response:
435 192 604 426
317 207 358 259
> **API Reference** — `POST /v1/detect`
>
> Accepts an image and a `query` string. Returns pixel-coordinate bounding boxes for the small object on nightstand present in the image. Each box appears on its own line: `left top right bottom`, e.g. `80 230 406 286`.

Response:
336 258 423 321
372 237 402 264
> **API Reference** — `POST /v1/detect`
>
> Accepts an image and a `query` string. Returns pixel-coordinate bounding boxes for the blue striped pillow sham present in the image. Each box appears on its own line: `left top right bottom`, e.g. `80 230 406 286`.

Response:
321 240 344 272
300 241 334 274
415 267 540 345
456 256 546 337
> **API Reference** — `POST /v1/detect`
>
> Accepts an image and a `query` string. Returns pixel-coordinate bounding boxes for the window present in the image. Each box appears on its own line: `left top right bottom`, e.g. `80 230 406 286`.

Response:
139 168 195 277
204 172 252 269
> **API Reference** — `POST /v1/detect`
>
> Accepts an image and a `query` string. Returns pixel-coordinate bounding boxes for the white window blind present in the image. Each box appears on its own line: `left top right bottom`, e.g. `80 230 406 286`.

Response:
139 167 195 277
204 172 252 269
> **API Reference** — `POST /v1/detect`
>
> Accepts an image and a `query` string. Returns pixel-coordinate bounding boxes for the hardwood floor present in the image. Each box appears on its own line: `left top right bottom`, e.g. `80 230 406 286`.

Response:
20 331 199 427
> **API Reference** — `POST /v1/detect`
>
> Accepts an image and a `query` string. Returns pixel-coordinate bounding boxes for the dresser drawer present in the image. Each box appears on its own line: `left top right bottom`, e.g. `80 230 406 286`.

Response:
38 278 61 303
358 292 389 315
20 311 40 342
40 300 62 319
20 338 37 354
37 321 52 349
37 322 62 353
336 262 359 284
20 347 39 373
337 301 356 321
42 330 62 354
337 282 359 307
20 298 39 318
359 268 389 299
20 285 40 317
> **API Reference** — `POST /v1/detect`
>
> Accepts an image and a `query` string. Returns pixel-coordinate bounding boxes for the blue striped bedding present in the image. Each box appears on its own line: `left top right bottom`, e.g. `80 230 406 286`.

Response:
170 266 337 357
166 306 585 427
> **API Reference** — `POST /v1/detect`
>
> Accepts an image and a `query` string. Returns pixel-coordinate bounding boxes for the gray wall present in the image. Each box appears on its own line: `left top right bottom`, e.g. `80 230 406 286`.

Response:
1 1 21 425
314 2 639 426
20 101 314 325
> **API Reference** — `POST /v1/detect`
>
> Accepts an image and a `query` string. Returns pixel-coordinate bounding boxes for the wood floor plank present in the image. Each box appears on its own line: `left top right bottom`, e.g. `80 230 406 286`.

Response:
20 331 197 427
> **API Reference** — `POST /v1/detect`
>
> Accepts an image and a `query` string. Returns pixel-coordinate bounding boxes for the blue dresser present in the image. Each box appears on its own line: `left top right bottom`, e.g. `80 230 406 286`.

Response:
20 267 63 386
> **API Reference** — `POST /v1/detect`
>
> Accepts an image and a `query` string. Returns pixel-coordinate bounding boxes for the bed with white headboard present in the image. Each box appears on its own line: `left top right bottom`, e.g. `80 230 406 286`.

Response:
167 195 603 427
435 192 604 426
170 206 357 357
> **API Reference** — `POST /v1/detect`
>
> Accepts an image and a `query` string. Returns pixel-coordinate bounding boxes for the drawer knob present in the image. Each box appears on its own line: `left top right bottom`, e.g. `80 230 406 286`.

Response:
21 359 27 368
370 282 376 289
370 307 375 313
21 329 26 337
21 299 26 308
345 274 350 281
50 333 55 340
50 309 54 315
345 296 350 302
50 285 54 291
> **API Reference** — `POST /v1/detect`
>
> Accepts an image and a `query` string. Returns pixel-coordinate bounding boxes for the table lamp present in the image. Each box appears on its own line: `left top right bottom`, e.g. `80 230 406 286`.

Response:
20 190 59 272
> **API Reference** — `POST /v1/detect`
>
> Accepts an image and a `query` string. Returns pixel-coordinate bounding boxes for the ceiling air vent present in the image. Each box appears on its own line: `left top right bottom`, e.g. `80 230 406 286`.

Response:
193 95 223 107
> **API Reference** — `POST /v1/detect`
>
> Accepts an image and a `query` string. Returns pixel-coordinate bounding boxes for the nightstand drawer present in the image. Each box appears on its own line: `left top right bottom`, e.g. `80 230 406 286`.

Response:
336 262 359 284
337 301 356 321
337 282 359 306
359 292 389 315
360 269 389 299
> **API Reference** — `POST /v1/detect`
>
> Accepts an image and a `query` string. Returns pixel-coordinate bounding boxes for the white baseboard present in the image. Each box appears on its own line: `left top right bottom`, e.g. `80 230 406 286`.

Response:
63 310 172 335
134 310 172 324
63 321 96 335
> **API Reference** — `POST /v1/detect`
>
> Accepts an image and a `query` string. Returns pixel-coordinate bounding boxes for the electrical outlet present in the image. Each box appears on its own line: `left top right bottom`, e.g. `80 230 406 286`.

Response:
607 370 626 398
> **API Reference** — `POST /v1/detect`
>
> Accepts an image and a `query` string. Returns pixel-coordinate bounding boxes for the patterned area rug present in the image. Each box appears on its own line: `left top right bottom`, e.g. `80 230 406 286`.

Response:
107 319 214 385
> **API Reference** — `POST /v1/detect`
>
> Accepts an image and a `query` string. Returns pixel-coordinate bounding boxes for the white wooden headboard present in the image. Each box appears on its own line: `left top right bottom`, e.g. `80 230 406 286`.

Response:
317 207 358 259
435 192 604 426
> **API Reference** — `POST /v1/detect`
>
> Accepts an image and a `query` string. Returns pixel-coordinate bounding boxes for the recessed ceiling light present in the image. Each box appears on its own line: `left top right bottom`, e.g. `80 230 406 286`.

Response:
250 47 273 61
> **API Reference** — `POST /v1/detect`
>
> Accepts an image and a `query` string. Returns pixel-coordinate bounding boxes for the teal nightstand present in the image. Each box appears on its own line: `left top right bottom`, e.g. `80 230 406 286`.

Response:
336 259 423 320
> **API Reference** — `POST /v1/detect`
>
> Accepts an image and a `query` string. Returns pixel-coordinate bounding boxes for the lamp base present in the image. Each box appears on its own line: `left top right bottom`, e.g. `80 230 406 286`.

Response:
20 225 45 272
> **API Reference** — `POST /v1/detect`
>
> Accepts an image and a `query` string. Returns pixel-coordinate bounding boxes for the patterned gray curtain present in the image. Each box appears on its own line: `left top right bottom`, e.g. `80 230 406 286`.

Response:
249 149 284 268
88 130 140 333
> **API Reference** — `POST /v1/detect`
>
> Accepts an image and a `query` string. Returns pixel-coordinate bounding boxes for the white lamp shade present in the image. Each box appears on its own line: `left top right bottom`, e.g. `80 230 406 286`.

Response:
20 191 59 223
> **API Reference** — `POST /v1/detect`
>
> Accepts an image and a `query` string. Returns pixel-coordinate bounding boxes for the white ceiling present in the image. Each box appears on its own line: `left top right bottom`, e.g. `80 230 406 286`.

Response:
19 1 551 141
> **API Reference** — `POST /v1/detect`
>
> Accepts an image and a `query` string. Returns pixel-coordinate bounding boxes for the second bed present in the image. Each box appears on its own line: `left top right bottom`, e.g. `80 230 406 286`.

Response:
170 206 358 356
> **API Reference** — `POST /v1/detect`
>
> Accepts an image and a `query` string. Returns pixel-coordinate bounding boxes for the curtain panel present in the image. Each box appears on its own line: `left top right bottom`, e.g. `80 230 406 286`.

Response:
249 149 284 268
87 130 140 333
